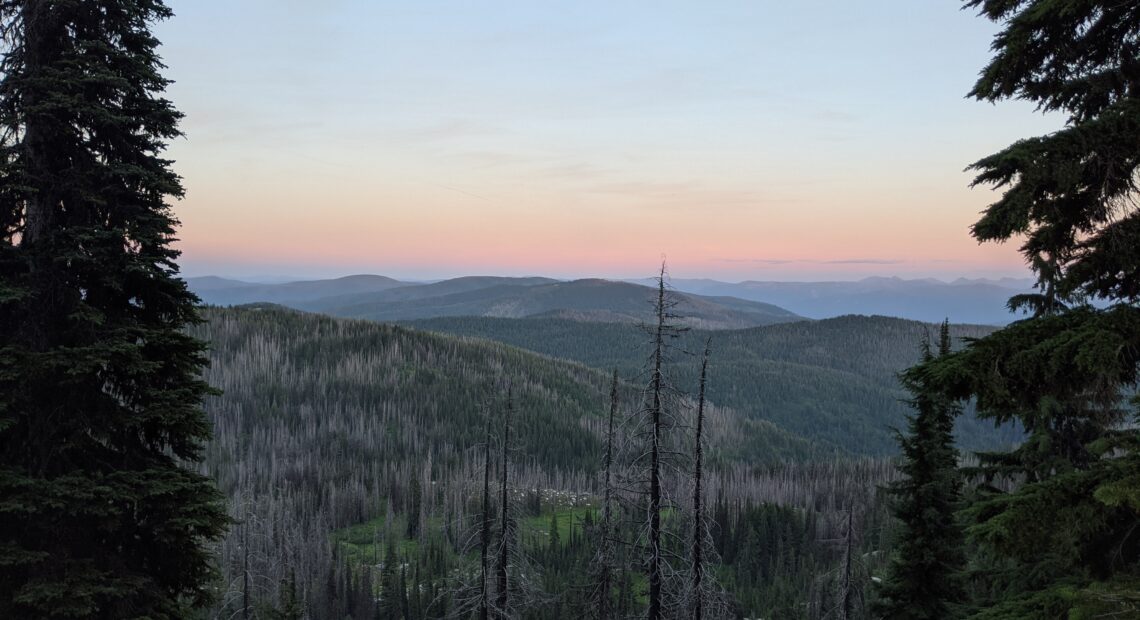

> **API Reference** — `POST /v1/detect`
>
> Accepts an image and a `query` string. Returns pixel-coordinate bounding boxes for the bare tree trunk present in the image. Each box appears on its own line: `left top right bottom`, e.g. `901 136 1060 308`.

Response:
496 387 514 619
839 510 854 620
691 341 710 620
480 412 492 620
242 518 250 620
597 370 620 620
648 271 666 620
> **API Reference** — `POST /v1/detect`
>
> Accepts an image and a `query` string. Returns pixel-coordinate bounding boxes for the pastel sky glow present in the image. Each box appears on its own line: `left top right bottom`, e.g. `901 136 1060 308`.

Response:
157 1 1063 282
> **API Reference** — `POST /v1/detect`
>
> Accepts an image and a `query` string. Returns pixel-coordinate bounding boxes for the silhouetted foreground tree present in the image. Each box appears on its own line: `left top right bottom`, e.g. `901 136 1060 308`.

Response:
912 1 1140 616
875 322 965 618
0 1 227 617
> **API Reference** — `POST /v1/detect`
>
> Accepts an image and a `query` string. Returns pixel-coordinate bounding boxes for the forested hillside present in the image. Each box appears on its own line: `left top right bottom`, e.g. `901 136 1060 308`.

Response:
403 315 1022 455
188 276 804 329
192 306 850 617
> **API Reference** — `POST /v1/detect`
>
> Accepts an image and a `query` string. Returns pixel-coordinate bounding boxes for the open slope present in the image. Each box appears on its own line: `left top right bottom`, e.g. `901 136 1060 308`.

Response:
403 314 1023 455
195 306 813 502
191 306 886 617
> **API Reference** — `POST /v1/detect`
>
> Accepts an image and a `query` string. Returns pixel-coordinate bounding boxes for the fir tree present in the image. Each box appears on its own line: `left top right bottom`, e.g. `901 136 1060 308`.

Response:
916 2 1140 616
380 540 402 619
272 570 305 620
0 2 227 617
875 322 965 619
480 406 493 620
549 511 561 554
591 369 620 620
408 477 423 539
495 385 515 619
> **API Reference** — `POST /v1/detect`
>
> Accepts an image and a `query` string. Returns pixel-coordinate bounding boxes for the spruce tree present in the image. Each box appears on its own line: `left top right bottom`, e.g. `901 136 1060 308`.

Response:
0 2 227 617
916 2 1140 616
875 322 965 619
379 541 402 619
591 368 620 620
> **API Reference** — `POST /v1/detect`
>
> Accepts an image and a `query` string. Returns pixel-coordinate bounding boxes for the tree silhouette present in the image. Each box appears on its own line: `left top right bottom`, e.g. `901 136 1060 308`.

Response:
0 2 227 616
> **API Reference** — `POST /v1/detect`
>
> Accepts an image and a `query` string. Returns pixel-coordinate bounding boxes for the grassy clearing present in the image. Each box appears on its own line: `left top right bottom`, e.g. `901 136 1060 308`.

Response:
331 514 437 566
521 505 598 547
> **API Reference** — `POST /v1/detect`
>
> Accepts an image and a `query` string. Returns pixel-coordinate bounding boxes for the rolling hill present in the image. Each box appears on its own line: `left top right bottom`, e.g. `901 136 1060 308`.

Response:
316 278 802 328
188 275 805 329
641 276 1036 325
195 305 814 503
189 305 874 617
188 273 1042 325
187 274 414 306
402 314 1023 455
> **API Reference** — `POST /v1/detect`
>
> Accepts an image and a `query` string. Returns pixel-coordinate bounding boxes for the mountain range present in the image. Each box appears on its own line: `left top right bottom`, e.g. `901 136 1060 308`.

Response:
187 275 804 329
641 276 1036 325
187 273 1036 325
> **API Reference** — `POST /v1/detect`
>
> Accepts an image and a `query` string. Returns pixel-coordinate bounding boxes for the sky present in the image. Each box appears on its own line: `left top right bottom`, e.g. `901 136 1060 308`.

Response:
156 1 1064 282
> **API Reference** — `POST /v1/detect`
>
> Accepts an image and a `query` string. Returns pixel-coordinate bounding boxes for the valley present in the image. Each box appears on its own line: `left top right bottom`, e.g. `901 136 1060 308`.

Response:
192 287 1017 618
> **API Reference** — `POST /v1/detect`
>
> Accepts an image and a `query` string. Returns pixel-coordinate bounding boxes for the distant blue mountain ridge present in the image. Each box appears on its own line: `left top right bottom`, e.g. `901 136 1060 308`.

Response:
186 273 1039 326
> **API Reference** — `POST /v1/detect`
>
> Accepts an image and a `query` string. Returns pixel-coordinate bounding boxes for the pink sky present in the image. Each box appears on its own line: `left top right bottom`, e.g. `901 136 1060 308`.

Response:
159 1 1056 282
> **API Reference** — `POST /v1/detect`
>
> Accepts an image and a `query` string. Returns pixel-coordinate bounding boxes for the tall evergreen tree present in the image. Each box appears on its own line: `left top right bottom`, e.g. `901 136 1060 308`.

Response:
379 540 402 619
496 386 515 619
0 2 227 617
875 322 965 619
916 2 1140 616
480 405 493 620
591 369 620 620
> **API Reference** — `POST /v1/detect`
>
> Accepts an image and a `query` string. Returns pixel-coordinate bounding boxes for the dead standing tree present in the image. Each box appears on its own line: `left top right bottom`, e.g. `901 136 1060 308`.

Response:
491 383 545 619
690 341 710 620
481 406 493 620
639 264 690 620
683 339 730 620
444 394 497 620
495 387 514 619
814 508 868 620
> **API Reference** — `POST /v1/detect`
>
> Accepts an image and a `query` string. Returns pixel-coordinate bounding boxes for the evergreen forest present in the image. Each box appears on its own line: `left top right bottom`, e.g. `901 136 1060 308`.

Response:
1 0 1139 619
193 302 905 619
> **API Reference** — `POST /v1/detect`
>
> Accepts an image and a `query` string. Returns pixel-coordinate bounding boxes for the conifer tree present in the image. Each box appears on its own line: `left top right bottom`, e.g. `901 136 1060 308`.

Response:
408 477 423 539
496 386 515 619
548 511 561 554
591 369 621 620
915 2 1140 616
480 403 493 620
0 2 227 617
874 322 964 619
380 541 402 619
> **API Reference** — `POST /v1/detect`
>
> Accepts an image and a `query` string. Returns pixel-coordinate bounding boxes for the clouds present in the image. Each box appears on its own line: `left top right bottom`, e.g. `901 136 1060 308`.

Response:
159 1 1054 281
717 258 906 265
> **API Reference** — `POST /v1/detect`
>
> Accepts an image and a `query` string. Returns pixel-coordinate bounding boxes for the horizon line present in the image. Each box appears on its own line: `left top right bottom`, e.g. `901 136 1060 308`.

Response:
181 270 1037 286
